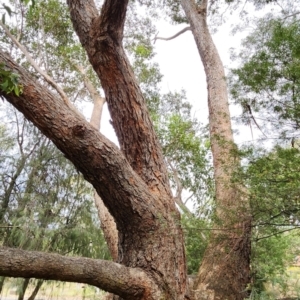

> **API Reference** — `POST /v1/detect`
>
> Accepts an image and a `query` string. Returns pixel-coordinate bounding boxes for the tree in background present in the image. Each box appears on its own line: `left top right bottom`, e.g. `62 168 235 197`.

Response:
0 106 109 299
229 7 300 297
230 18 300 143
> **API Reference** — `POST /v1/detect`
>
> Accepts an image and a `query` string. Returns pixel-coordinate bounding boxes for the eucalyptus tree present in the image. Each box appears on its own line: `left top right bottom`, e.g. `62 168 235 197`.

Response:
229 18 300 143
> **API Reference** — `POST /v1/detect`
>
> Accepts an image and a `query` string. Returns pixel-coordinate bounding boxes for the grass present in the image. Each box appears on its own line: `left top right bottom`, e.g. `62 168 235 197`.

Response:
1 281 107 300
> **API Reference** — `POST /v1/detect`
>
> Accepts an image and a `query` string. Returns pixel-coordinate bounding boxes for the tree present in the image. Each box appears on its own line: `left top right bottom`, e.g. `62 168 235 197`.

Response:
0 0 251 299
229 18 300 143
0 104 109 299
177 0 252 298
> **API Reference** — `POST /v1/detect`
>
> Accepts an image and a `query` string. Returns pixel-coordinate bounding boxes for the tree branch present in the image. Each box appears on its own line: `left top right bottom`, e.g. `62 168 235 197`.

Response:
0 50 164 232
0 247 158 299
154 26 191 43
67 0 173 199
66 0 99 48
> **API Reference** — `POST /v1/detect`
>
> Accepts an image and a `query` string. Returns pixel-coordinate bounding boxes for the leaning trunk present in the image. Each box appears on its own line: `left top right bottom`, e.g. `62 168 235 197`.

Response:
88 90 118 263
180 0 251 299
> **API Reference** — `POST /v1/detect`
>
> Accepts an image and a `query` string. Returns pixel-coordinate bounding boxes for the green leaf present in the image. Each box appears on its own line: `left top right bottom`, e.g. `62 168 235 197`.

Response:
3 4 12 16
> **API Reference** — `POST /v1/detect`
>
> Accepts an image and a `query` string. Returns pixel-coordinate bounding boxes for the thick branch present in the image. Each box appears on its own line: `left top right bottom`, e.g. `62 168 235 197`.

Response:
67 0 173 199
0 247 159 299
66 0 98 48
0 51 164 232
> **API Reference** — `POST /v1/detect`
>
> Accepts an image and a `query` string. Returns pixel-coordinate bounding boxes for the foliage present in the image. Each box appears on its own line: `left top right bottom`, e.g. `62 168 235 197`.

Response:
249 230 300 299
154 90 214 214
229 18 300 142
240 145 300 296
0 105 109 297
246 146 300 227
0 63 23 96
182 214 210 274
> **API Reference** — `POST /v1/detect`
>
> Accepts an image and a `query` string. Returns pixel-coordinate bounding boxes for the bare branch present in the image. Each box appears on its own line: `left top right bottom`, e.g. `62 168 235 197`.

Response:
154 26 191 43
167 159 192 216
0 247 159 299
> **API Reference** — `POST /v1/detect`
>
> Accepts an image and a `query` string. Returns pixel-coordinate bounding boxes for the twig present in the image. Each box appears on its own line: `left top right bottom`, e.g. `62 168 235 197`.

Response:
154 26 191 43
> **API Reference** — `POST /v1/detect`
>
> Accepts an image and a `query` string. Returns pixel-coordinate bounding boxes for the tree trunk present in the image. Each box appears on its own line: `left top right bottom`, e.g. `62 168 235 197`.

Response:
0 0 188 291
0 276 5 295
27 280 43 300
180 0 251 299
18 278 30 300
87 84 118 263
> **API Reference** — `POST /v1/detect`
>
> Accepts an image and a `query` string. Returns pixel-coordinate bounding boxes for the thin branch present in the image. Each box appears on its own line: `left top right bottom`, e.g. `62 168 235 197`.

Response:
154 26 191 43
246 104 268 138
254 227 299 242
167 159 192 216
0 20 72 108
282 11 300 20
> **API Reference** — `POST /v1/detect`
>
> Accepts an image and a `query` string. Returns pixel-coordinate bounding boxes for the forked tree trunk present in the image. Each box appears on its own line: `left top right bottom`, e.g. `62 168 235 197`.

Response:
0 0 188 297
180 0 251 299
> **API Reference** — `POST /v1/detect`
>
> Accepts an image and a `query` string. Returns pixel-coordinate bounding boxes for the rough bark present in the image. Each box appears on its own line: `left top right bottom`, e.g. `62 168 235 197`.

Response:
67 0 173 199
0 247 162 300
66 1 187 298
0 22 187 300
180 0 251 299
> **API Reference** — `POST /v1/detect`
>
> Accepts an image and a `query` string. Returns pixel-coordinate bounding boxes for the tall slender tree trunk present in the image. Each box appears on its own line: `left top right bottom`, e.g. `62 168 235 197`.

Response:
89 89 117 300
180 0 251 299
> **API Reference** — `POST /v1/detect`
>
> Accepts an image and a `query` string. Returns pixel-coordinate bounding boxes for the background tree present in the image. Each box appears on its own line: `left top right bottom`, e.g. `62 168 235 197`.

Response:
229 17 300 143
